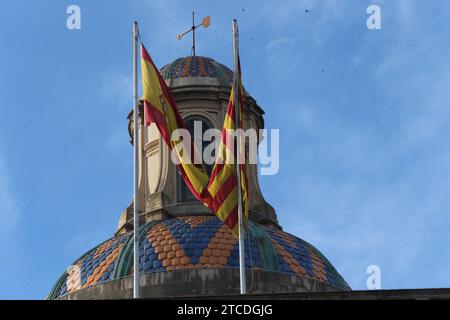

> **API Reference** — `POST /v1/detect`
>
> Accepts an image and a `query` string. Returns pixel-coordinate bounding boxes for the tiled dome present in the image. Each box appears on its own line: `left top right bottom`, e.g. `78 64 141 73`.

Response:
48 216 349 299
160 56 233 85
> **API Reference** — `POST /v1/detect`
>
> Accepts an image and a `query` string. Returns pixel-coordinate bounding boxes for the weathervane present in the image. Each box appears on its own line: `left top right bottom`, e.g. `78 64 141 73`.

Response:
177 12 211 56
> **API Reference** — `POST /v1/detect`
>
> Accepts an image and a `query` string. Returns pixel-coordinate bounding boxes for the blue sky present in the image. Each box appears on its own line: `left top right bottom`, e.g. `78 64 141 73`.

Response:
1 0 450 299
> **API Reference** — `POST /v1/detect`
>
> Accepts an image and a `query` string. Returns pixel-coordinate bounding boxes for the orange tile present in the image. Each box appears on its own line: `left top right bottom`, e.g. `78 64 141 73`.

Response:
100 265 109 274
172 257 180 266
167 251 175 259
218 256 227 265
175 250 184 258
182 216 210 228
199 256 208 264
163 245 172 252
221 250 230 257
158 252 167 260
151 240 160 247
272 240 307 277
94 273 103 282
180 256 190 265
162 259 171 267
209 256 218 264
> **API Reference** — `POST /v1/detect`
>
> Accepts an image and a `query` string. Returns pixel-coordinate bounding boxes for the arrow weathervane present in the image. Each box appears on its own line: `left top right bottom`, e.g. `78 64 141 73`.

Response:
177 12 211 56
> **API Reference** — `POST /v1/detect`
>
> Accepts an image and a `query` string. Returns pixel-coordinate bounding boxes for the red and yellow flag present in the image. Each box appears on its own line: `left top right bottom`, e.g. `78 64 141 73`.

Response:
207 59 249 236
140 44 211 205
140 43 248 237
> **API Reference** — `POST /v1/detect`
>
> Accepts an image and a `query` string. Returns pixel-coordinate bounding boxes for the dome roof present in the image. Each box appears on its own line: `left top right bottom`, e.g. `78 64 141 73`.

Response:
49 216 349 299
160 56 233 86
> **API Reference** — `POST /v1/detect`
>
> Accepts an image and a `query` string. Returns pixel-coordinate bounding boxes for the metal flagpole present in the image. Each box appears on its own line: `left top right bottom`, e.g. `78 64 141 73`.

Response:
132 21 140 299
192 12 196 56
232 19 246 295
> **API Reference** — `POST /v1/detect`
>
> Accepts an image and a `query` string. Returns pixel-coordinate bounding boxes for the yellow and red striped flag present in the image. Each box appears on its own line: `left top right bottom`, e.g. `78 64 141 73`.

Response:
140 44 212 205
207 59 249 236
141 43 248 236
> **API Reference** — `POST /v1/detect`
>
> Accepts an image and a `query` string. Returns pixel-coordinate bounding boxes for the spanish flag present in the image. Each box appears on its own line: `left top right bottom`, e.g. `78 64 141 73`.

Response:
207 59 249 236
140 44 211 205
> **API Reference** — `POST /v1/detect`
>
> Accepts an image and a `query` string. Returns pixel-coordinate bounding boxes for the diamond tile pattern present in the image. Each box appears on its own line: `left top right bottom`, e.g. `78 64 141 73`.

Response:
262 226 348 289
53 232 130 298
50 216 349 299
160 56 233 84
140 216 263 271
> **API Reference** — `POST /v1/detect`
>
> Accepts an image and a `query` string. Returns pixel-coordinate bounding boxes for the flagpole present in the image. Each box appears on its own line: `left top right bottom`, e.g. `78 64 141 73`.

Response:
132 21 140 299
232 19 246 295
192 12 196 56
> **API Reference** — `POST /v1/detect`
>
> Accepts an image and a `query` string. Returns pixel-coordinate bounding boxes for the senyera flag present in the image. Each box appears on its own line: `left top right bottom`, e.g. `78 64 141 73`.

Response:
207 58 249 236
140 44 211 205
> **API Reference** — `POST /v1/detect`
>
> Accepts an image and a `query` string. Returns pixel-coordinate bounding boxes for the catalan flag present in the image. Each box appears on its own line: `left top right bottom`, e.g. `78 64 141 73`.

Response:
207 59 249 236
140 44 211 204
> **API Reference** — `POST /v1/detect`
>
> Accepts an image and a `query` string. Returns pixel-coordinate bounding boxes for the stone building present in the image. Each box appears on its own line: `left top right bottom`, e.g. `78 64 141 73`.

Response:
48 55 350 299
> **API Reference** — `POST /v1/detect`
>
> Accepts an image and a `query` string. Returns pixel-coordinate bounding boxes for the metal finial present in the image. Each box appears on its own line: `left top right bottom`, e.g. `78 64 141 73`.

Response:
176 12 211 56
